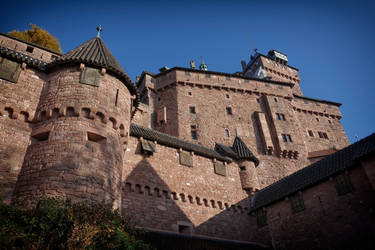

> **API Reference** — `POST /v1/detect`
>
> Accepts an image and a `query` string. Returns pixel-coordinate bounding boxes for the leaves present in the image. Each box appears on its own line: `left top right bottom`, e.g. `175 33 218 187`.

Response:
0 197 152 250
8 23 62 53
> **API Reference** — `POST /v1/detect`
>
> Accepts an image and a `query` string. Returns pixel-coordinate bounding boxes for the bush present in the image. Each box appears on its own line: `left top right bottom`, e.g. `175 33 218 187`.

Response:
0 197 151 250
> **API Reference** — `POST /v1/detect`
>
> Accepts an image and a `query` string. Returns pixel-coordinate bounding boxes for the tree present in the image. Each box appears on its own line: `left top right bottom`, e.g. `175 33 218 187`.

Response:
8 24 62 53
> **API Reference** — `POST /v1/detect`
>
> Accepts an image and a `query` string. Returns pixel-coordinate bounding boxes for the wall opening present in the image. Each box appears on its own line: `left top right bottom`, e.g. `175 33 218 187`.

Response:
87 132 106 143
31 131 50 144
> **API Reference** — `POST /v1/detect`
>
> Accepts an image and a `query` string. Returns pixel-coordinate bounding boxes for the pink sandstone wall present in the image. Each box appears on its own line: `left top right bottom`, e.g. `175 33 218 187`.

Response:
252 165 375 249
122 136 255 241
12 65 131 208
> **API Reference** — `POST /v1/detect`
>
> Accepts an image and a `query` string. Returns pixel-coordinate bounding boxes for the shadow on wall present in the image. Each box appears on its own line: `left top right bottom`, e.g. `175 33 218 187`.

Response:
122 150 268 249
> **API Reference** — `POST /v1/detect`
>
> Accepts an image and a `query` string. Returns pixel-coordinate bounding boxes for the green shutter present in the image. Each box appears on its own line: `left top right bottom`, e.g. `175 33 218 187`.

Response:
214 161 226 176
0 57 21 83
179 151 193 167
141 139 157 153
80 67 101 86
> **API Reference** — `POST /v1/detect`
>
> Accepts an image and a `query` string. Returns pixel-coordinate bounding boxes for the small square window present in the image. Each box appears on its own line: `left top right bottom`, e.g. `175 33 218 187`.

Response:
334 173 355 196
226 107 232 115
188 92 192 96
308 130 314 137
328 120 331 124
191 125 196 129
226 94 230 99
316 117 319 122
323 132 328 139
225 129 230 138
318 131 324 138
240 166 246 171
281 114 285 121
290 193 305 213
274 98 278 102
276 113 281 120
256 98 260 103
189 106 196 114
191 130 197 140
26 46 34 53
282 134 292 142
287 134 292 142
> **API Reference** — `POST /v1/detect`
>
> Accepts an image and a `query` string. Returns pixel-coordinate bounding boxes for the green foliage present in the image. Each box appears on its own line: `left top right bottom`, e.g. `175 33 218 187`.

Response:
0 197 152 250
8 24 62 53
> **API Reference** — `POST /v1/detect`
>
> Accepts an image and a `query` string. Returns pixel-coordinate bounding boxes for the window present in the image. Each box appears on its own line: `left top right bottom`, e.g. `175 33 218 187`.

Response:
318 131 328 139
188 92 192 96
282 134 292 142
226 107 232 115
185 71 190 75
304 100 309 104
334 173 355 196
316 117 319 122
256 209 267 228
328 120 332 124
276 113 285 121
189 106 196 114
0 57 22 83
226 94 230 99
205 74 210 78
225 129 230 138
316 102 320 106
289 192 305 213
274 98 278 102
226 76 231 80
87 132 106 143
240 166 246 171
26 46 34 53
256 98 260 103
308 130 314 137
191 125 197 140
31 131 50 144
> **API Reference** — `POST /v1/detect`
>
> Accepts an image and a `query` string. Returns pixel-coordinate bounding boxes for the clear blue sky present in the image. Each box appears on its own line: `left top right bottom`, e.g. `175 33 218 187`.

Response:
1 0 374 143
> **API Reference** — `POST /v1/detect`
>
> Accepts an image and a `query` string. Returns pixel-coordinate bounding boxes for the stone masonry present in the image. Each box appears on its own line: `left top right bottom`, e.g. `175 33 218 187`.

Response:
0 31 367 249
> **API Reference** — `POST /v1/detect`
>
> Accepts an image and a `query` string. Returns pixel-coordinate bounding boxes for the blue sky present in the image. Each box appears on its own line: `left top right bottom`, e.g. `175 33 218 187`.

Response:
1 0 374 143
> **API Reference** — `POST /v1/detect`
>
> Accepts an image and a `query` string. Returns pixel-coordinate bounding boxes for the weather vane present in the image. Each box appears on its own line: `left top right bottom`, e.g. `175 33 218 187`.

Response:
96 25 102 38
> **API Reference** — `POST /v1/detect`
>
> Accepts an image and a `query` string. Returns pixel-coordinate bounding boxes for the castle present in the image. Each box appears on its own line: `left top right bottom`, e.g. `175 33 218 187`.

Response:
0 32 374 249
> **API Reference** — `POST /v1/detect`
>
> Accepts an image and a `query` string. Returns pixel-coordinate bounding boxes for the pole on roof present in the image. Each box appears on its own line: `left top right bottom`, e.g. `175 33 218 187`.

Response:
96 25 102 38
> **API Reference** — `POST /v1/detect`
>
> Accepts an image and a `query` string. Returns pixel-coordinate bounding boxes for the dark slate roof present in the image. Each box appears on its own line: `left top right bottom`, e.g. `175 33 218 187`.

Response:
232 136 260 165
46 37 139 104
214 137 259 166
250 133 375 211
0 45 47 70
130 123 231 162
293 94 341 107
215 143 238 159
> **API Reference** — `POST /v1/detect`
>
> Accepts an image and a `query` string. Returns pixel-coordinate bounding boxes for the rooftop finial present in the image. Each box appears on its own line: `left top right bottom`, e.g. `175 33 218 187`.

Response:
96 25 102 38
199 57 208 71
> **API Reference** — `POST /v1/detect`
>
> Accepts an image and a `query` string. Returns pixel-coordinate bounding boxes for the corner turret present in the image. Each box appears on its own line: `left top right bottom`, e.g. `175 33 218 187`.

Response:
12 34 138 209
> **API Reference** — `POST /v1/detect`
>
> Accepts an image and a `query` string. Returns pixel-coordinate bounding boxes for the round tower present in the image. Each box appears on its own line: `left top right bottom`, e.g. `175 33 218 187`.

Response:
232 136 260 193
12 35 138 209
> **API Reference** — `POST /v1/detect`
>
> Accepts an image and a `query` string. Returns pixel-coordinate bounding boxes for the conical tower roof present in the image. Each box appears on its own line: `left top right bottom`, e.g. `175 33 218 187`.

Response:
46 37 138 103
232 136 259 165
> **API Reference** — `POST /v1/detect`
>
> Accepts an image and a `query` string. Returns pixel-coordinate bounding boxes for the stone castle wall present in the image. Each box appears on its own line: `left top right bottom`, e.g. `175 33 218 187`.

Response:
12 65 131 208
122 136 254 241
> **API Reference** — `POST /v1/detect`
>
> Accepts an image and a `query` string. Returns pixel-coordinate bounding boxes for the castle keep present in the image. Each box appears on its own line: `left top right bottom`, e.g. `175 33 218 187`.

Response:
0 32 374 249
